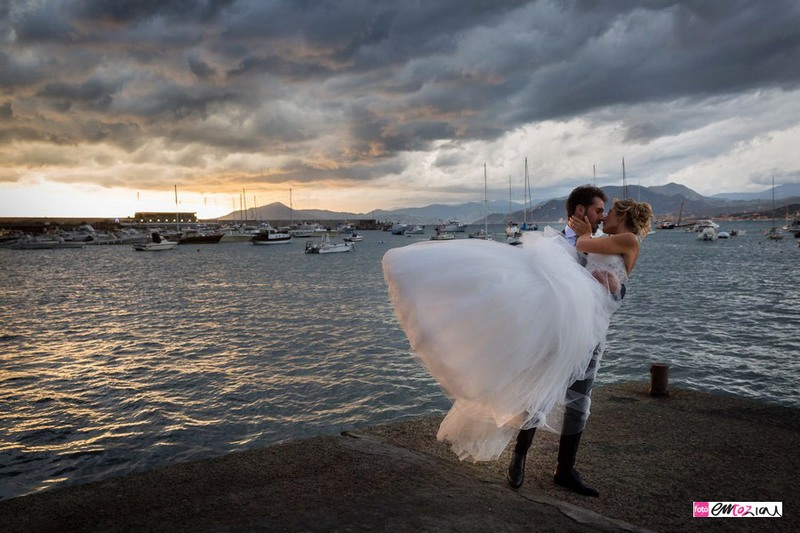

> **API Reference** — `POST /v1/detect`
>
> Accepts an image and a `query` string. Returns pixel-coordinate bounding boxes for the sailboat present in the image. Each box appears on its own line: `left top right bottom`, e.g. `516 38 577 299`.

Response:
521 157 537 232
469 162 493 240
765 177 784 240
505 173 522 246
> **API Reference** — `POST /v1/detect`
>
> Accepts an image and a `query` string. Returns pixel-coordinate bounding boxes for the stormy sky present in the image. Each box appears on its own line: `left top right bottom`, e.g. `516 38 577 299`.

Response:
1 0 799 217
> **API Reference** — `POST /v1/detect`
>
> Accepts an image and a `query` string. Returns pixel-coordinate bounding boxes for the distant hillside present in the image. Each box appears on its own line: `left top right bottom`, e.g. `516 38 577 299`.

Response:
214 183 800 224
711 183 800 201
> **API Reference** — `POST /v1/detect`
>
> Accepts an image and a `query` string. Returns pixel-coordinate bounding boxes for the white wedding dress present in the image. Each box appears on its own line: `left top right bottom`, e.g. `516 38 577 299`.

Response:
382 227 627 461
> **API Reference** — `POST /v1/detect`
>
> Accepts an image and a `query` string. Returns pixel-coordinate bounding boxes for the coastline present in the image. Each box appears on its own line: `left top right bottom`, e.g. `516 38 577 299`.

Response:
1 382 796 532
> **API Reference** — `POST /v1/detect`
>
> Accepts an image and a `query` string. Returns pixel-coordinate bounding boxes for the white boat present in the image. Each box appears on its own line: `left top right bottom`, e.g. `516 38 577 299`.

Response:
251 224 292 245
441 219 467 232
430 228 455 240
220 225 259 242
468 228 492 239
505 222 522 246
689 219 720 232
389 223 408 235
335 222 355 234
716 231 731 239
289 222 328 237
343 233 364 242
521 157 538 232
696 226 718 241
505 173 522 245
765 178 784 240
9 236 87 249
133 232 177 251
304 234 353 254
404 225 425 235
469 162 494 241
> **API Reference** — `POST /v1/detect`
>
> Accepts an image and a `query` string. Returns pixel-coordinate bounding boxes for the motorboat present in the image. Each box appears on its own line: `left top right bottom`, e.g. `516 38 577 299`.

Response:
304 234 353 254
696 227 718 241
220 225 260 242
430 228 455 241
8 235 87 249
468 228 493 240
783 217 800 238
689 219 720 232
343 233 364 242
716 231 731 239
389 223 408 235
177 228 224 244
505 221 523 245
289 222 329 237
404 225 425 235
252 224 292 245
441 219 467 232
133 232 177 251
335 222 355 234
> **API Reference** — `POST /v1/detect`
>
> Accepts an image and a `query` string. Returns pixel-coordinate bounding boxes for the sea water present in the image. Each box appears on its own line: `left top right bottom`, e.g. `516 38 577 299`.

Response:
1 221 798 500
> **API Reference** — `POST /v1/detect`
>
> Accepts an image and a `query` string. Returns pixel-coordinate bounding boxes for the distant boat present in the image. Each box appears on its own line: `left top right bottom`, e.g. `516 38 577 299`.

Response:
177 228 224 244
9 236 86 250
133 232 177 251
430 228 455 240
343 233 364 242
783 216 800 238
389 223 408 235
252 224 293 245
765 177 784 240
505 174 522 245
304 234 353 254
405 225 425 235
441 219 467 232
469 162 493 240
521 157 538 232
220 225 259 242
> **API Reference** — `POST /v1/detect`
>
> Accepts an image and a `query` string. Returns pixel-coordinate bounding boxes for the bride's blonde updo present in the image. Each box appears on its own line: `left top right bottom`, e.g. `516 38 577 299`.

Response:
613 198 654 238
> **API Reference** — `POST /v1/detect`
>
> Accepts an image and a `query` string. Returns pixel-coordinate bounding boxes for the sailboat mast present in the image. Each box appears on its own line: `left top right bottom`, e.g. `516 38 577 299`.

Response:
622 158 628 199
174 184 179 231
290 188 293 226
484 162 488 234
523 157 528 227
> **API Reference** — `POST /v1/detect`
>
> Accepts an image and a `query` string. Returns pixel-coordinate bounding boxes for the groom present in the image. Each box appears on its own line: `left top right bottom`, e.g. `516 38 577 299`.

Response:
506 184 608 497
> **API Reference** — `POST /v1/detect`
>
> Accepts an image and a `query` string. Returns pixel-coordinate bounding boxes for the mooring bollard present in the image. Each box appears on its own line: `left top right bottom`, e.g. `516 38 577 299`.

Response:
649 363 669 397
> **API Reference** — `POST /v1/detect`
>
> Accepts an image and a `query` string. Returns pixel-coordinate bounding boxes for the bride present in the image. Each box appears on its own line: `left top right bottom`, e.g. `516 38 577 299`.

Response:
382 197 654 462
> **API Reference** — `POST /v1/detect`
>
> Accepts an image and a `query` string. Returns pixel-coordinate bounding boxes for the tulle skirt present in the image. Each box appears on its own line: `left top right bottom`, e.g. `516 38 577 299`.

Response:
382 230 616 461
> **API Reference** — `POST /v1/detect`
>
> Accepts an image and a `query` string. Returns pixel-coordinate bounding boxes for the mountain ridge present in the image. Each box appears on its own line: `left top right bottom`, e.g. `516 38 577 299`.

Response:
218 183 800 224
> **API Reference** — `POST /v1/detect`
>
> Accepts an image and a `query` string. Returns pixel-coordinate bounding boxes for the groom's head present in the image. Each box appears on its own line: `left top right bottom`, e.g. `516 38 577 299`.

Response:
566 185 607 233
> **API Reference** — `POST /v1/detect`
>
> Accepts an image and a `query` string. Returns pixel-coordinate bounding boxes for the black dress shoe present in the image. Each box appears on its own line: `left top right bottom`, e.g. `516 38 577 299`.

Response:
553 467 599 497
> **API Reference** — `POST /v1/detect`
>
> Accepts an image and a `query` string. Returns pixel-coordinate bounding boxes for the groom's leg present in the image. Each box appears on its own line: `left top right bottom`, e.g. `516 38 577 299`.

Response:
506 427 536 489
554 351 600 497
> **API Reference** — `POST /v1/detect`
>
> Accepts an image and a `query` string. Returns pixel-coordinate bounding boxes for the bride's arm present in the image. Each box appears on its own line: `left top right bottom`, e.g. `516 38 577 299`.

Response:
568 215 638 255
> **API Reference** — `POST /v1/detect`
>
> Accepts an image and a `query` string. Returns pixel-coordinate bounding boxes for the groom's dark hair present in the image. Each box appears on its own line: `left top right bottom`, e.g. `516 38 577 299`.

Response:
566 185 607 216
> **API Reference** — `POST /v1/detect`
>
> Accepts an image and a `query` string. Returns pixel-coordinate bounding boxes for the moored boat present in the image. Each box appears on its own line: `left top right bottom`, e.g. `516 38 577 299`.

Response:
304 234 353 253
252 224 292 245
441 219 467 232
133 232 177 251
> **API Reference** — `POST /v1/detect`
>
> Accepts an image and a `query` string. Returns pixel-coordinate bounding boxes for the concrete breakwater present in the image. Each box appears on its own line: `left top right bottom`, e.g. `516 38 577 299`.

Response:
0 382 796 532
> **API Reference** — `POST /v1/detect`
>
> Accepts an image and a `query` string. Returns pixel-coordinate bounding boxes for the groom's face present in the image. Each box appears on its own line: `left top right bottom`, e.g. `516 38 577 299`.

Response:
576 197 606 233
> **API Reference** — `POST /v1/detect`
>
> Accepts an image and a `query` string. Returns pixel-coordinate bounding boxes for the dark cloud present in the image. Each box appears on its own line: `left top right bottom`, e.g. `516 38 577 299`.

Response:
187 55 217 80
73 0 235 25
1 0 799 193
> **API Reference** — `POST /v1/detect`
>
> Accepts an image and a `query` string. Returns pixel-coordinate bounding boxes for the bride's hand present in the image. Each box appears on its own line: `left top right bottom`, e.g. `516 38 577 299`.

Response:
568 215 592 236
